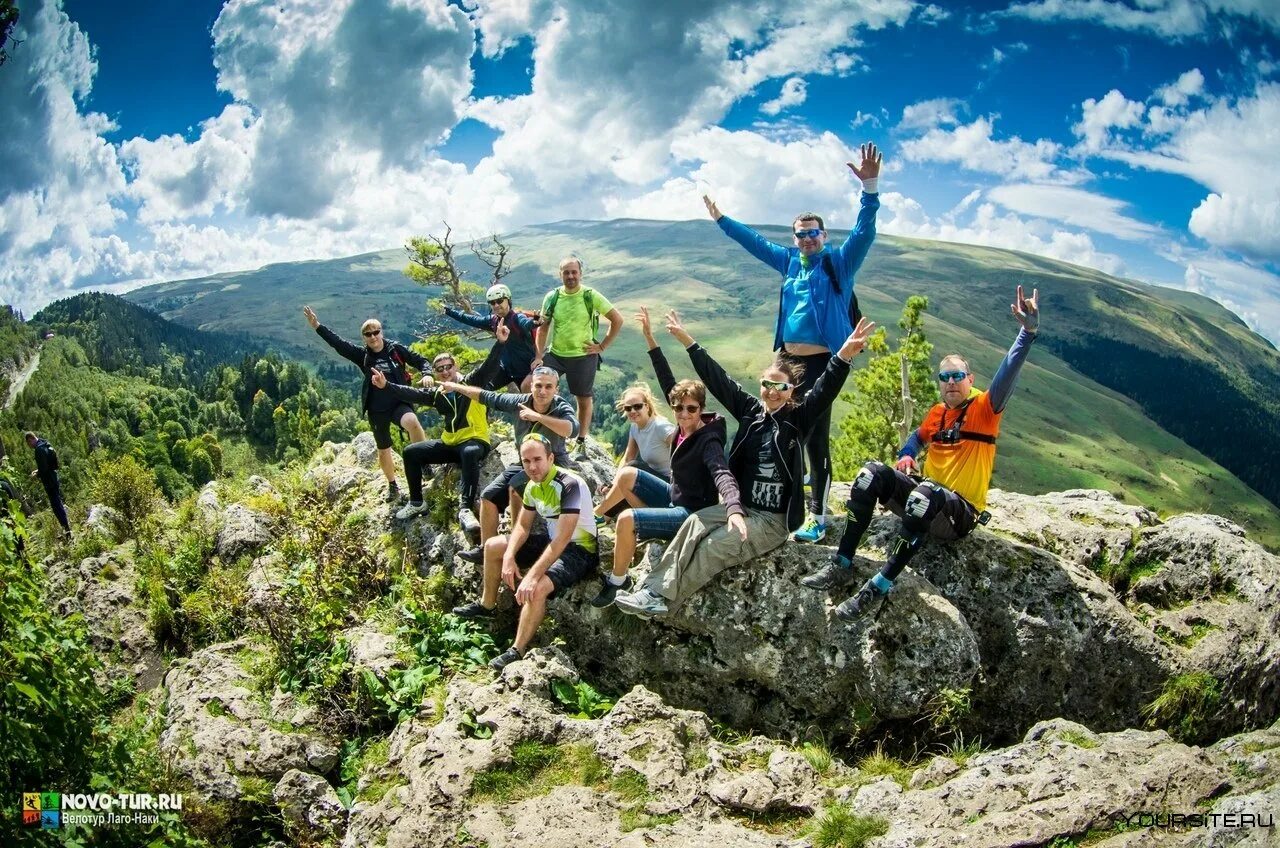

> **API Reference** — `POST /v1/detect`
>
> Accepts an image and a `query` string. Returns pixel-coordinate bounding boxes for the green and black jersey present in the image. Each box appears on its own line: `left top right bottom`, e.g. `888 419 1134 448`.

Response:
521 465 598 553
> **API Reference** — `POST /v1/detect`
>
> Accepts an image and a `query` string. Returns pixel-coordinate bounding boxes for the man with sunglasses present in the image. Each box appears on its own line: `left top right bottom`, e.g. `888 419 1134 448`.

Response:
802 286 1041 622
702 142 882 545
438 323 580 565
442 283 539 391
303 306 428 502
452 433 599 673
370 342 503 530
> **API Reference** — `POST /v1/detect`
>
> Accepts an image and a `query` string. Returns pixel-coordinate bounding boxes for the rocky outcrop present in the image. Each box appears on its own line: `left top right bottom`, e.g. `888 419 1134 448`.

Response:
273 769 347 844
158 638 340 802
214 503 276 560
45 543 164 692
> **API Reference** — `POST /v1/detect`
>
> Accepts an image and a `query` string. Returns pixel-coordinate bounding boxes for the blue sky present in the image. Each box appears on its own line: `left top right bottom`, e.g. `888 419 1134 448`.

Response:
3 0 1279 343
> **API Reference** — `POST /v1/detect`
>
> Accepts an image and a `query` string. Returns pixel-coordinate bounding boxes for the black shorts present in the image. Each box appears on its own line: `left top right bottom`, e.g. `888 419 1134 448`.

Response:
481 464 530 510
542 352 600 397
368 403 416 450
514 534 598 597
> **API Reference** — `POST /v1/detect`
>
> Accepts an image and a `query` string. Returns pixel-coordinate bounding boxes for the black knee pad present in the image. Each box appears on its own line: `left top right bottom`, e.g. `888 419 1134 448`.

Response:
900 481 945 535
848 461 893 508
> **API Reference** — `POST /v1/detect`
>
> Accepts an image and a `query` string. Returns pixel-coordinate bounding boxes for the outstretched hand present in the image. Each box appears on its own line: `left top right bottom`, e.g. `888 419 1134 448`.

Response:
838 316 877 360
702 194 722 221
303 305 319 329
1011 285 1040 334
664 309 695 347
846 142 882 183
495 322 510 343
370 368 387 388
636 306 656 342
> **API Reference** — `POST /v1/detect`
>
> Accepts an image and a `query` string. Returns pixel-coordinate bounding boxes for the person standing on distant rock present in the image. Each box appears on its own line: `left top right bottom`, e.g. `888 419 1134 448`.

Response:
26 431 70 536
442 283 540 392
802 286 1041 622
370 342 504 533
303 306 428 502
702 142 882 545
613 310 874 619
532 257 625 458
442 323 580 566
452 433 600 673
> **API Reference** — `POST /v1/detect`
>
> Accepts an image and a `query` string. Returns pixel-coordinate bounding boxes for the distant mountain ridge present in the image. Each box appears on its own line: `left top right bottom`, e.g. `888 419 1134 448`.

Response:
123 219 1280 546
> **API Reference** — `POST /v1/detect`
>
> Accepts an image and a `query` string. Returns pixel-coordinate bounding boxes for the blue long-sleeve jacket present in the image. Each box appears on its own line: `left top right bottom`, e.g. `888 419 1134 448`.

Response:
717 191 879 353
443 307 538 381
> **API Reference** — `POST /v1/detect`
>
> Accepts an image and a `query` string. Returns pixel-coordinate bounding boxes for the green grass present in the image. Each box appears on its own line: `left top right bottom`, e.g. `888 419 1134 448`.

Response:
798 742 834 776
1142 673 1221 743
855 748 916 789
811 803 890 848
1055 729 1099 749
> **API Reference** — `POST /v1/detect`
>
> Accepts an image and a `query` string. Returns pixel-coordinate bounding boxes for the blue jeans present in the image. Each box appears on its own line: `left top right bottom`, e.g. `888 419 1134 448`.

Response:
628 469 689 541
631 469 672 508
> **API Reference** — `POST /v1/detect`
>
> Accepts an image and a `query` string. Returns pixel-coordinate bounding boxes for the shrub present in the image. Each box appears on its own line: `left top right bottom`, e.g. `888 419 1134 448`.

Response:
92 454 162 538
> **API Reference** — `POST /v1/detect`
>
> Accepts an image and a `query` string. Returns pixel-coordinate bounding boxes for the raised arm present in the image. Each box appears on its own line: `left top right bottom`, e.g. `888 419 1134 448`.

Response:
705 194 790 274
668 309 761 420
306 306 366 367
443 305 494 332
833 143 882 279
639 307 678 400
988 286 1040 413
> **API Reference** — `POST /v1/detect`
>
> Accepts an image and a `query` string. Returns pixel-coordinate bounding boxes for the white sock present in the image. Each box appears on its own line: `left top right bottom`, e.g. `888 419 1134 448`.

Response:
607 572 627 586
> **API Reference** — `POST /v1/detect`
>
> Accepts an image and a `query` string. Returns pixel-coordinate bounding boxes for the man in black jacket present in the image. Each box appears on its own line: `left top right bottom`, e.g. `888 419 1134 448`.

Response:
26 431 70 535
304 306 429 502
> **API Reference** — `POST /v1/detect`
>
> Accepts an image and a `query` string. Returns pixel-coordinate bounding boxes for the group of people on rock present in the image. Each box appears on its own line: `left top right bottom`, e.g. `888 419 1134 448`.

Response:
306 142 1042 672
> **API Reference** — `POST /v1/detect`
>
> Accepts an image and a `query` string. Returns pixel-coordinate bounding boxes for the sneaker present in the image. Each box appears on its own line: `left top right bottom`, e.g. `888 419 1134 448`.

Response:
834 580 886 623
458 507 481 544
489 646 524 672
792 516 828 543
801 555 856 590
614 587 668 618
386 481 403 504
590 575 634 608
395 500 429 520
458 545 484 564
452 600 495 620
573 438 589 459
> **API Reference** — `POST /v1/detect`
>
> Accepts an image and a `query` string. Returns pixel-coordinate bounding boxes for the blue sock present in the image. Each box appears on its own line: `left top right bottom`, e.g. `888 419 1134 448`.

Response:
871 573 894 594
832 554 851 569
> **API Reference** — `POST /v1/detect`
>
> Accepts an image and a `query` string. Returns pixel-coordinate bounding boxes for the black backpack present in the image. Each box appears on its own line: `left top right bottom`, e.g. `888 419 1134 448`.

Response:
822 253 862 330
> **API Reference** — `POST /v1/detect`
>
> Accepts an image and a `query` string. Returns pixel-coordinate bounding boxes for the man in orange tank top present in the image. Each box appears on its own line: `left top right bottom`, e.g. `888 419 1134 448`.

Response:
801 286 1040 621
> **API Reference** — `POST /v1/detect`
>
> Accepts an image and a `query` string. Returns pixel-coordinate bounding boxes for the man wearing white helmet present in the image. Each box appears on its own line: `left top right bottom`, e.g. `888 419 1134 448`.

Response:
443 283 540 391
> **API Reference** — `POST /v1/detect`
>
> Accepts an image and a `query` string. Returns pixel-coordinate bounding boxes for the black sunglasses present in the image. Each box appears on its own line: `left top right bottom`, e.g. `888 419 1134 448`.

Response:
362 329 382 337
623 403 645 412
673 403 702 414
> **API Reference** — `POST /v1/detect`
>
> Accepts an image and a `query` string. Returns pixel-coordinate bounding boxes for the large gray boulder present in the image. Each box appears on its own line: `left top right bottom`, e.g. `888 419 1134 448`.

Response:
158 638 340 802
215 503 276 559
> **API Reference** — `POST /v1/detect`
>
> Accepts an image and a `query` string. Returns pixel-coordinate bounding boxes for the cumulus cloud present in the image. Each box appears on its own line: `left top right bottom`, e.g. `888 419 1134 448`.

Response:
1003 0 1280 39
897 97 965 132
760 77 807 115
1156 68 1205 106
1074 89 1144 153
898 116 1073 182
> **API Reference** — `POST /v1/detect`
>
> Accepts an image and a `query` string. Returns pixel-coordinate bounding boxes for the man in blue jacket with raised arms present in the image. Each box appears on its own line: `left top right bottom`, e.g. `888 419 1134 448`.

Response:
702 142 882 545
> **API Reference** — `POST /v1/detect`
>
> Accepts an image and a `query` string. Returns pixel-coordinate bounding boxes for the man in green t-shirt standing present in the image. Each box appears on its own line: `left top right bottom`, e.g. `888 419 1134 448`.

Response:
533 256 624 457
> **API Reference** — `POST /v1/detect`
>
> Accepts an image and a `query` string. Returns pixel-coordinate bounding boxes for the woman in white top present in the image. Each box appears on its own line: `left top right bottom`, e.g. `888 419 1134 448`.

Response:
595 383 676 517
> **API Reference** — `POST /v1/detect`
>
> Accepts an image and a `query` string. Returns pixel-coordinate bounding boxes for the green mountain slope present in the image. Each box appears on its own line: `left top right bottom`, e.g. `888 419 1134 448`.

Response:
125 220 1280 548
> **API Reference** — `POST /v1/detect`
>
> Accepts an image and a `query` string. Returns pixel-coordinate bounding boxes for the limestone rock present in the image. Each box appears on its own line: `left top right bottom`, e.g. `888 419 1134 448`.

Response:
84 503 123 541
273 769 347 843
985 488 1158 566
159 639 340 802
215 503 275 560
196 481 221 529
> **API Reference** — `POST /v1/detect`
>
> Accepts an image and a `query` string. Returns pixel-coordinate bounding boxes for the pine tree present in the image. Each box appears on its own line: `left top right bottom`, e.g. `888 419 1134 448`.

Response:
831 296 939 477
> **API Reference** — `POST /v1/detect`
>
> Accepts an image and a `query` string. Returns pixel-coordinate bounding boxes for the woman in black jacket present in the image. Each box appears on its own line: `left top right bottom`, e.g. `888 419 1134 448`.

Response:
592 307 745 608
615 310 874 618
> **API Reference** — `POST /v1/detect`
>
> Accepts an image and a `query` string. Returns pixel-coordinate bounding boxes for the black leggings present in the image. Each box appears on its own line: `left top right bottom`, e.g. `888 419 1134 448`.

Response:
795 351 833 516
41 475 70 532
835 461 977 580
403 439 490 506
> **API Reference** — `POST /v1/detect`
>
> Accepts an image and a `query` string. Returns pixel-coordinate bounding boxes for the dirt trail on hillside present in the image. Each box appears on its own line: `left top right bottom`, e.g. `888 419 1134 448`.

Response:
4 349 41 410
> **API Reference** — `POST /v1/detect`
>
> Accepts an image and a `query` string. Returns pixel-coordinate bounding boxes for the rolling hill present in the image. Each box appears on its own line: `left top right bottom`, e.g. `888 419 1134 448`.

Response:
125 219 1280 548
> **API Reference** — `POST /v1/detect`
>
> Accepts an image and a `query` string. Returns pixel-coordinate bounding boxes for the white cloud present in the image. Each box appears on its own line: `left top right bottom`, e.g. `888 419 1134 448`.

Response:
897 97 965 131
1175 252 1280 342
898 116 1073 182
1002 0 1280 38
1156 68 1205 106
987 184 1158 240
1188 193 1280 261
879 190 1127 275
1074 89 1144 153
760 77 807 115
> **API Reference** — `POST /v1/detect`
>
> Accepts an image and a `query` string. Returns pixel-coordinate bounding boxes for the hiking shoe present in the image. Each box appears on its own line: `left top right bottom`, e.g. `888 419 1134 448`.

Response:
386 481 403 503
452 600 495 620
590 575 634 609
792 516 828 543
835 580 886 623
458 507 481 544
458 545 484 564
573 438 589 459
614 587 668 618
489 646 524 672
395 500 429 520
801 555 856 590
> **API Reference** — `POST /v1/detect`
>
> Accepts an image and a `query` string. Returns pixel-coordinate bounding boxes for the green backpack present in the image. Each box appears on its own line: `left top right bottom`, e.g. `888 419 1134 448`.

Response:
543 286 601 343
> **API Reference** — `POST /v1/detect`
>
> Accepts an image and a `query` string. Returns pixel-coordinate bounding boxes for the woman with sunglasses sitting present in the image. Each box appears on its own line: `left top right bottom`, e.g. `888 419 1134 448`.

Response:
595 383 675 506
614 309 874 619
590 307 745 609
